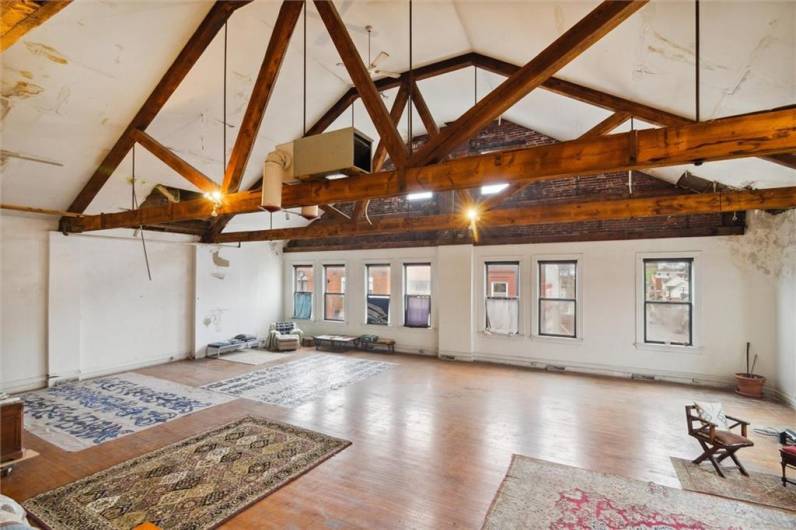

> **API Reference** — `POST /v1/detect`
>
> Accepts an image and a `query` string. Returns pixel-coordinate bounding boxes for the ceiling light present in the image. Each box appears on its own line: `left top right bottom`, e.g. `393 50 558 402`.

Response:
465 206 479 222
481 183 509 195
326 173 347 180
407 191 433 201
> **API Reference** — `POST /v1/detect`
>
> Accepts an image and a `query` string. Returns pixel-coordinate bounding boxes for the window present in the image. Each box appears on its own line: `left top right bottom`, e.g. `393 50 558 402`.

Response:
643 258 693 346
292 265 313 320
481 183 509 195
404 263 431 328
486 261 519 335
366 264 390 325
538 261 577 338
407 191 433 201
324 265 345 321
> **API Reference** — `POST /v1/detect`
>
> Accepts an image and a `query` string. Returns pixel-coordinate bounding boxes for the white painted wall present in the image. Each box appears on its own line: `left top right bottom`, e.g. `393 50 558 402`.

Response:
283 215 795 400
1 214 53 392
1 212 286 393
194 242 283 358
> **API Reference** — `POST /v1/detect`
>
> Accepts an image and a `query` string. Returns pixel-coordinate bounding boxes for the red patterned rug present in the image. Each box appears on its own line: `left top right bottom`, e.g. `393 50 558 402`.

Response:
482 455 795 529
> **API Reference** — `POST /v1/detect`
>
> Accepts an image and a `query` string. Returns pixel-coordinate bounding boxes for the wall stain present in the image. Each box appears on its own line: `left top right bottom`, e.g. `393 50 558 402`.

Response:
24 42 68 64
212 250 230 268
726 209 796 279
1 80 45 120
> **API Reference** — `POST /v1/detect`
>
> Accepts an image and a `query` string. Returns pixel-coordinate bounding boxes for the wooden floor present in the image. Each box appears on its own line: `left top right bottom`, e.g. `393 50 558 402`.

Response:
3 350 795 528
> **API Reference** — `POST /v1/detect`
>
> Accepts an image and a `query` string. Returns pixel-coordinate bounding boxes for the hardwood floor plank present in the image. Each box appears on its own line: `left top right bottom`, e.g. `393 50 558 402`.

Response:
2 350 793 528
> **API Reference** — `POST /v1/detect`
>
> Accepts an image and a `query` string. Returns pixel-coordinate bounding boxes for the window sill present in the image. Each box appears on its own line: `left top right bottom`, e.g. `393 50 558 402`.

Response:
320 320 347 325
634 342 702 354
531 334 583 345
479 331 525 340
402 326 435 332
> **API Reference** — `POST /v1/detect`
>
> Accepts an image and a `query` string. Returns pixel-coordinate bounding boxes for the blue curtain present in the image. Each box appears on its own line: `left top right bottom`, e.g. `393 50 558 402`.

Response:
367 296 390 325
405 295 431 327
293 292 312 320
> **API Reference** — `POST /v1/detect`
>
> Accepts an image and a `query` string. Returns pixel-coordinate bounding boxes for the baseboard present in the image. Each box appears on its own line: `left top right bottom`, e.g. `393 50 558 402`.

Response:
395 344 437 357
2 375 48 394
78 352 189 380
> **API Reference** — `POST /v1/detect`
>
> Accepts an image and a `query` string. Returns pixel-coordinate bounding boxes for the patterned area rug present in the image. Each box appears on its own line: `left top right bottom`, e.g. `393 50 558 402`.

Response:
202 354 394 407
23 416 350 530
21 373 232 451
671 457 796 512
482 455 796 529
219 350 292 366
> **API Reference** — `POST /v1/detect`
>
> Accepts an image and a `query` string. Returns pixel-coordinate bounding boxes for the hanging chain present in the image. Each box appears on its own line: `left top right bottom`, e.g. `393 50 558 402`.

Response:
303 1 307 136
695 0 700 122
408 0 413 153
223 21 228 171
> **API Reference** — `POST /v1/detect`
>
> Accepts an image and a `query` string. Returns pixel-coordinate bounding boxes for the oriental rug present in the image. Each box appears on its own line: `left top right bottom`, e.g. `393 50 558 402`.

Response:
21 372 232 451
23 416 350 530
202 353 394 408
482 455 795 529
672 456 796 512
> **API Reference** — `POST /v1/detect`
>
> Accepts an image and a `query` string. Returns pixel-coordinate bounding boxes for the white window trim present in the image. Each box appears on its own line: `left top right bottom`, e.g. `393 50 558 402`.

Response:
478 256 524 337
531 254 583 343
364 263 391 326
401 261 435 330
321 261 347 324
289 263 314 321
634 251 702 353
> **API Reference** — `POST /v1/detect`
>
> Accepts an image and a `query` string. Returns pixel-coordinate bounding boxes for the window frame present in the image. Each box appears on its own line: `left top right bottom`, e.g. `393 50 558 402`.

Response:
537 260 578 339
484 260 521 334
323 264 346 322
403 262 432 329
642 258 694 347
365 263 391 326
292 264 314 320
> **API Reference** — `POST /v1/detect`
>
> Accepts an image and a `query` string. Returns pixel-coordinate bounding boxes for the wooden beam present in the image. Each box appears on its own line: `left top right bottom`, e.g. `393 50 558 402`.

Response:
213 186 796 243
314 0 408 167
480 110 631 210
222 0 304 193
131 130 219 193
410 1 648 166
61 107 796 233
474 54 796 171
1 0 71 52
371 79 411 173
411 81 439 137
62 1 250 219
320 204 350 221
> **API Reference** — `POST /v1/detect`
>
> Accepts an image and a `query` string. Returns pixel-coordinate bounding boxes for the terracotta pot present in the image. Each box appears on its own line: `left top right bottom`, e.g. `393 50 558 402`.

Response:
735 373 766 398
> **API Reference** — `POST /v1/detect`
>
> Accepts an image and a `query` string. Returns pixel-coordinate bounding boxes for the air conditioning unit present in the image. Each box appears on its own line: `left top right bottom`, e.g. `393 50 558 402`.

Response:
292 127 372 181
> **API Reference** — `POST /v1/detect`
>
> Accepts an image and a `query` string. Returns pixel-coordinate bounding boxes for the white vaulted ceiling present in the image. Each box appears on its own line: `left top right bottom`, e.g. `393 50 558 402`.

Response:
1 0 794 232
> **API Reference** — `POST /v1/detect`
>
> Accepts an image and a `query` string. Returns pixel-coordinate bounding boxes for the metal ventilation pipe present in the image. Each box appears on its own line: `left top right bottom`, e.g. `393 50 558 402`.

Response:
261 149 291 212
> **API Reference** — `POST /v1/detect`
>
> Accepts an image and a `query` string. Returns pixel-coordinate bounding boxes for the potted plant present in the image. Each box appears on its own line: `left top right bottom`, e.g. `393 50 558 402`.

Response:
735 342 766 398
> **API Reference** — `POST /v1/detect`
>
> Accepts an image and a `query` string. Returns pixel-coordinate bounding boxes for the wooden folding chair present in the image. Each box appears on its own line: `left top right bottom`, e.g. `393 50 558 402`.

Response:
685 404 753 478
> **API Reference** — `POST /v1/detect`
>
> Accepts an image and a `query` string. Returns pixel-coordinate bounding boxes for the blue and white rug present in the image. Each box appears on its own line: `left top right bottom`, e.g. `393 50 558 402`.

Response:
202 354 395 408
21 372 232 452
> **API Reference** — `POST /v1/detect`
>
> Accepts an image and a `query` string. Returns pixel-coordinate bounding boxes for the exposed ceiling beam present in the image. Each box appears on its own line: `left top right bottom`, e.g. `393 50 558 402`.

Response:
131 130 219 194
213 186 796 243
474 55 796 171
371 79 411 173
411 81 440 138
313 0 408 168
61 107 796 233
1 0 71 52
480 110 631 210
222 0 304 193
61 1 250 222
320 204 350 221
409 0 648 166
